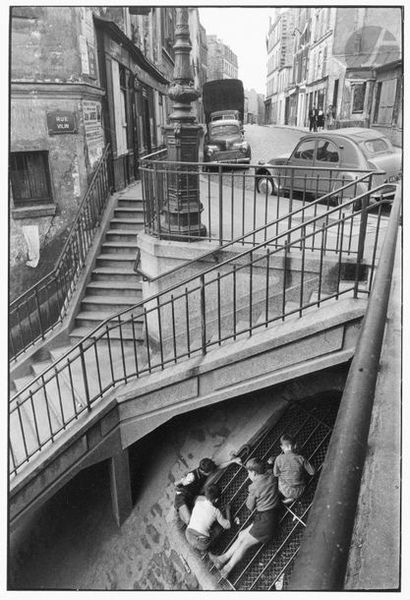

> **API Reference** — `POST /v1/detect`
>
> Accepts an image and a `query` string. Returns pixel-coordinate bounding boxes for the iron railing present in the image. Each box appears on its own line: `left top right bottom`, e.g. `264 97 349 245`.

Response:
9 145 113 361
135 171 375 283
140 152 381 244
9 184 392 478
288 181 402 590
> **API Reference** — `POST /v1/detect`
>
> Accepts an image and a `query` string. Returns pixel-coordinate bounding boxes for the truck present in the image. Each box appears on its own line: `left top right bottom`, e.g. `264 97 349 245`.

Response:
202 79 251 166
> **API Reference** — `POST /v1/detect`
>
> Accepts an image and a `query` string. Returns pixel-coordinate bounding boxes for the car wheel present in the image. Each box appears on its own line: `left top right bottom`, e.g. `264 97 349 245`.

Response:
256 173 277 195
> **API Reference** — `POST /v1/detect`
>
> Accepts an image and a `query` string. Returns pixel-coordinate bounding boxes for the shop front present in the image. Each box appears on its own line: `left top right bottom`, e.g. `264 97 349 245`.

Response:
94 15 169 190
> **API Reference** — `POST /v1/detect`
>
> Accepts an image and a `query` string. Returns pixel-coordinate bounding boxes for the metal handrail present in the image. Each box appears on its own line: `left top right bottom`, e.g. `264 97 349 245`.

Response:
288 181 401 590
9 145 112 361
10 186 391 406
135 171 374 283
11 144 112 307
9 180 393 476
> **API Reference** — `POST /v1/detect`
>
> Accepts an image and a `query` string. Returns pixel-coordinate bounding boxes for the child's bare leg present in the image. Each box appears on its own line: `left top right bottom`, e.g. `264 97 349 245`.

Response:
220 530 260 578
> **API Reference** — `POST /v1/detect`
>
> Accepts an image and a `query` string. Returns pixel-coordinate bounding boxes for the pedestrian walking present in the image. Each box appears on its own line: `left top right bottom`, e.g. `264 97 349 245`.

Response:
185 484 231 553
317 108 325 130
309 106 318 132
326 104 335 129
271 434 315 504
209 458 280 578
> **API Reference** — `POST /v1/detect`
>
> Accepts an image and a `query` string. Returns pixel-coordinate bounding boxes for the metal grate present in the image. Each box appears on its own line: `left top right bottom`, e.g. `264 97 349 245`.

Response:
210 393 341 590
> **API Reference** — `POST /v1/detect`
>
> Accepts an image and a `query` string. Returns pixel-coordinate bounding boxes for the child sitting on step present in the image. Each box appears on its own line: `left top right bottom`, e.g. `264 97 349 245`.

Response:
270 434 315 504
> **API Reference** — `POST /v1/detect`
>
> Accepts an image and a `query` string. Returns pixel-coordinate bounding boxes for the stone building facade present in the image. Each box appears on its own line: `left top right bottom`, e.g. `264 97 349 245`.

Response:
9 6 210 299
265 7 402 146
206 35 238 81
245 88 265 124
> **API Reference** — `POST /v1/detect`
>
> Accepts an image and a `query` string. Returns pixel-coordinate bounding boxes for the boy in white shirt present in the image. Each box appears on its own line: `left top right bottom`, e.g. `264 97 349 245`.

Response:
185 484 231 552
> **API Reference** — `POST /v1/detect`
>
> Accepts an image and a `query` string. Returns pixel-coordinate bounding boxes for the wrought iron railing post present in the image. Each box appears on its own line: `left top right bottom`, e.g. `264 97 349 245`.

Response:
218 165 223 245
200 274 207 353
79 342 91 411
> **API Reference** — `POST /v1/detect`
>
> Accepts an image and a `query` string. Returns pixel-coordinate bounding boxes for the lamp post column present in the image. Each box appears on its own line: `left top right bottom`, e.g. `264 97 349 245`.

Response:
160 7 206 239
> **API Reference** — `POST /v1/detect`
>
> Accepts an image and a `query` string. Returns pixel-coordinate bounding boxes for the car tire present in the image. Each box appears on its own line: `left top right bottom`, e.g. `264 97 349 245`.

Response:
256 173 278 195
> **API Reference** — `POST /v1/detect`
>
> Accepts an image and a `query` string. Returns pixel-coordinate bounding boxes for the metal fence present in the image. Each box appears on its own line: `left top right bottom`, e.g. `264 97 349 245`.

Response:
9 145 113 362
140 152 380 245
9 185 392 478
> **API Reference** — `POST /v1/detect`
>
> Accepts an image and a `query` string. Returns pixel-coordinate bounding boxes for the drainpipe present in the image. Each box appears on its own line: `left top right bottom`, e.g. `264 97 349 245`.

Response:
288 181 401 590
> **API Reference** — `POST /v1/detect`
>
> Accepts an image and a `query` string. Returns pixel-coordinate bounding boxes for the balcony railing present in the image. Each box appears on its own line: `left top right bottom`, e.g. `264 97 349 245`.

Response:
9 145 113 362
9 180 393 478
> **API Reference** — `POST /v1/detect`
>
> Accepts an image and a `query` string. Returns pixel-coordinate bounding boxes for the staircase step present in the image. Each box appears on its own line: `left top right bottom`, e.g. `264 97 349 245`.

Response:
74 310 144 330
80 296 141 313
110 218 144 231
96 253 136 269
102 241 140 254
114 208 144 220
105 229 139 242
117 198 144 208
92 267 137 282
86 281 142 296
70 323 144 343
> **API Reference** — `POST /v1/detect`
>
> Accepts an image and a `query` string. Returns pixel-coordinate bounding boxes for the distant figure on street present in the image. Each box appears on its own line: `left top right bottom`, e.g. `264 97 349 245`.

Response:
209 458 280 579
309 106 318 132
317 108 325 130
326 104 335 129
271 434 315 504
174 458 217 527
185 483 231 553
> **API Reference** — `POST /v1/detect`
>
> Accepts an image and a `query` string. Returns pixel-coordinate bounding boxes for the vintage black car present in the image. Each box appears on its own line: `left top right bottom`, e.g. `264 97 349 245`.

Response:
204 120 251 166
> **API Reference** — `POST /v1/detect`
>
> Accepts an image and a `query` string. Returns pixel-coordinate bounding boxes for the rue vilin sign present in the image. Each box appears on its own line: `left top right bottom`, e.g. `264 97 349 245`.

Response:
47 111 77 135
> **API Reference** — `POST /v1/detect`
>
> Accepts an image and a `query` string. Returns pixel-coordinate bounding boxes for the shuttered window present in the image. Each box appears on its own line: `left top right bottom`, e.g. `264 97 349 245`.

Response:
10 151 53 206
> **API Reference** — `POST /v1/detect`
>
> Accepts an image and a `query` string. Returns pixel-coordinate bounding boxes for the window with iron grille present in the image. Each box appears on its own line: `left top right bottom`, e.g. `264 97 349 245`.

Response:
10 151 53 207
352 82 366 113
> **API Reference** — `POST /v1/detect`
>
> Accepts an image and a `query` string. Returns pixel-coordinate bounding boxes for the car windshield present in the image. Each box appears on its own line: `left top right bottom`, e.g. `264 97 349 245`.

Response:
210 124 240 137
362 138 390 155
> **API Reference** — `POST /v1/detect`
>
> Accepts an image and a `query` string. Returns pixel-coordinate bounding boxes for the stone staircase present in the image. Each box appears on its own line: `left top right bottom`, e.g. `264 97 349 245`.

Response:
70 183 145 342
10 182 148 469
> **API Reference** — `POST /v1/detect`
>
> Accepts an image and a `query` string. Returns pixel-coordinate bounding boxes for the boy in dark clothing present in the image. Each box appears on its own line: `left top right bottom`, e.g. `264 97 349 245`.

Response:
174 458 217 526
209 458 280 578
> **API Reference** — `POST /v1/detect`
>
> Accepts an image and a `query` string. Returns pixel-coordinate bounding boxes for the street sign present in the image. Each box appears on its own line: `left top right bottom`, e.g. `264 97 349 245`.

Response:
47 111 77 135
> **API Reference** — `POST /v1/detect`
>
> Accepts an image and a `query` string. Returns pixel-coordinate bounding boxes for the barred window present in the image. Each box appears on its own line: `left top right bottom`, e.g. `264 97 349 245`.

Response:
10 151 53 207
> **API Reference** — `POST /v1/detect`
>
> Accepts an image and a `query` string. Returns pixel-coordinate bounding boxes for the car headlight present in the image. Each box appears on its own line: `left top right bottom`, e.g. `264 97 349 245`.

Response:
206 145 218 156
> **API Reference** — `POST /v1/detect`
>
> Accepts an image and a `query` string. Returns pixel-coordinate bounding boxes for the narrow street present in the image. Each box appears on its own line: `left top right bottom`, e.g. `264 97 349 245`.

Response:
243 123 304 163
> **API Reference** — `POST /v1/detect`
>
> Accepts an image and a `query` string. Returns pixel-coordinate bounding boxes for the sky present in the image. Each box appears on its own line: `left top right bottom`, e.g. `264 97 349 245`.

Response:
198 7 275 95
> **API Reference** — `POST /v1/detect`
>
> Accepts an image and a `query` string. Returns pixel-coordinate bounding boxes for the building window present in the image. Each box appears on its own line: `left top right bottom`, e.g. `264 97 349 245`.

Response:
352 83 366 113
373 78 398 124
316 140 339 163
293 139 316 160
10 151 53 207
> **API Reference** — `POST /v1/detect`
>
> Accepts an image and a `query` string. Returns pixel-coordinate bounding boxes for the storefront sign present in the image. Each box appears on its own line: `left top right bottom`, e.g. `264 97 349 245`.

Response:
47 111 77 135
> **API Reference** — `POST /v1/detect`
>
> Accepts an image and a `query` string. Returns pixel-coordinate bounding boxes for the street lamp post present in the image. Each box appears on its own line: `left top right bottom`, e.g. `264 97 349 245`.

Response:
161 7 206 239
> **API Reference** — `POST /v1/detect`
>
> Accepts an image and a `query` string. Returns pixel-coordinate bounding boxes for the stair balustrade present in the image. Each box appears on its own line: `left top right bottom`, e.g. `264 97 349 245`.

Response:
9 145 113 362
9 184 392 479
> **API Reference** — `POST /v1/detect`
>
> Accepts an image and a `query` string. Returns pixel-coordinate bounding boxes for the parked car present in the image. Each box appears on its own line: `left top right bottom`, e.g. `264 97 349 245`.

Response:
204 120 251 166
255 128 401 206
